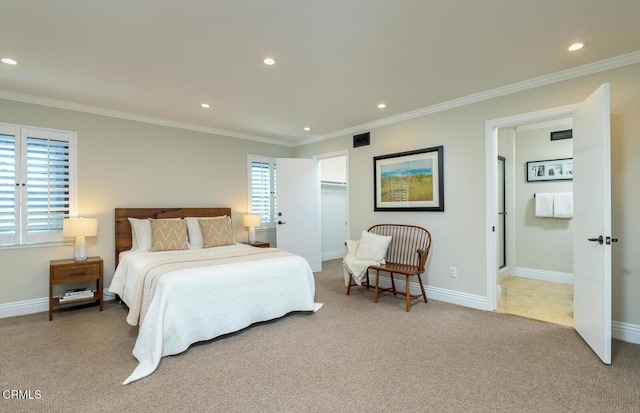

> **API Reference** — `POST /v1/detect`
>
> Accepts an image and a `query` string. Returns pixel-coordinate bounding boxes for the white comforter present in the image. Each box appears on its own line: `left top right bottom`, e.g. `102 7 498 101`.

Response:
108 244 320 385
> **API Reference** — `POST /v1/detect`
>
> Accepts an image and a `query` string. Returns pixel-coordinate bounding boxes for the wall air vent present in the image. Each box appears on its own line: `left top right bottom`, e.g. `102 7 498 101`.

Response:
353 132 370 148
550 129 572 141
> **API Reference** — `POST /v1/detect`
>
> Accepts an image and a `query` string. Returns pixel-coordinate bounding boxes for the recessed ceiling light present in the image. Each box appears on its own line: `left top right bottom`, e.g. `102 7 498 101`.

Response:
304 127 311 131
263 57 276 65
377 103 386 109
1 58 17 65
201 103 210 108
568 42 585 52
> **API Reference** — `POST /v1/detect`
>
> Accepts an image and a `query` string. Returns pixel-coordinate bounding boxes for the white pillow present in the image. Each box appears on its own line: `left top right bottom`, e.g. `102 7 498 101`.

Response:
186 216 229 249
128 218 151 251
355 230 392 261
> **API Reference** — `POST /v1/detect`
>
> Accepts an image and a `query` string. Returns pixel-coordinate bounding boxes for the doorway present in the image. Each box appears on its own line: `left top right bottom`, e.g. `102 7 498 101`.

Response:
484 103 577 310
317 151 349 261
494 122 575 326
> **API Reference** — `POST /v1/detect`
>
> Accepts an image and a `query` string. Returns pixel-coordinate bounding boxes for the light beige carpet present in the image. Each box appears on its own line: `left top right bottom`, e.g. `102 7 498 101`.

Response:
0 259 638 412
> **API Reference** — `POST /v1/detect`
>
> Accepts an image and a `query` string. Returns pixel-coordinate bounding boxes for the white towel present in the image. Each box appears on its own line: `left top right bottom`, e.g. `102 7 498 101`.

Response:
553 192 573 219
535 193 554 217
343 240 383 286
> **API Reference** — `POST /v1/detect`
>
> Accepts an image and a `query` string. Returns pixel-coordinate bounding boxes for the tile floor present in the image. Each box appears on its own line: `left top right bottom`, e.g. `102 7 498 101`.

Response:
496 276 573 327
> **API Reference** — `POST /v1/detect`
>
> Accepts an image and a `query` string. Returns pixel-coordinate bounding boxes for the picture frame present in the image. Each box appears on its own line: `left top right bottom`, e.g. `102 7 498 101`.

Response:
373 146 444 211
526 158 573 182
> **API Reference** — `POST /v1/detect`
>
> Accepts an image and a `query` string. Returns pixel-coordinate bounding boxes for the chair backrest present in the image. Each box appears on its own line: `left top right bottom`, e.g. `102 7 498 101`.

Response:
368 224 431 270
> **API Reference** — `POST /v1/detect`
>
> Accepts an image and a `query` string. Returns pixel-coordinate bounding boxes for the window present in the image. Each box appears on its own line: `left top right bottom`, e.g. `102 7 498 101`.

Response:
247 155 276 228
0 123 77 246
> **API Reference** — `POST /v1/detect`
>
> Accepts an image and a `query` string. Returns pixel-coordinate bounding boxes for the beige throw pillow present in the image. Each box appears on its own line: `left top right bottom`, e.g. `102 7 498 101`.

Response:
199 216 234 248
150 219 189 252
355 230 392 261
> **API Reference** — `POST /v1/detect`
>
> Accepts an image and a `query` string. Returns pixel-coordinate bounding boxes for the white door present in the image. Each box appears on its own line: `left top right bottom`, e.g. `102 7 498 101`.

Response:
276 158 322 272
573 83 613 364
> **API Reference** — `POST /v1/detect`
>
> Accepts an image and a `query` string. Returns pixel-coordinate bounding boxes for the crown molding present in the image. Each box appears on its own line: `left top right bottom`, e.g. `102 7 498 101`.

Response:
1 51 639 148
0 90 294 147
297 50 640 146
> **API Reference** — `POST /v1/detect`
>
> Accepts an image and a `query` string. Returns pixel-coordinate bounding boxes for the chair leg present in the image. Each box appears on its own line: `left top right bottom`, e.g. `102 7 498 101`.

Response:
417 274 428 303
390 273 396 295
374 269 380 303
405 275 411 312
346 274 353 295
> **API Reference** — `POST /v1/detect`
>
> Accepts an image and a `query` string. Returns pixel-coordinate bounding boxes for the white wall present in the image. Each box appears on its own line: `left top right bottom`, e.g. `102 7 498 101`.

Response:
0 99 293 306
320 155 348 260
321 183 348 260
515 126 573 274
294 62 640 329
320 156 347 182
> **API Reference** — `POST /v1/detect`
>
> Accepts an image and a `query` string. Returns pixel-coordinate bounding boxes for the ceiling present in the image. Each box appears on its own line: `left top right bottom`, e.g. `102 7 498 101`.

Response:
1 1 639 146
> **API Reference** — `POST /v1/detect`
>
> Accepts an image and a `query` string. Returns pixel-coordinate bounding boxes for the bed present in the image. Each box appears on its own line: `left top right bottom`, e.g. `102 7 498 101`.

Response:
109 208 321 385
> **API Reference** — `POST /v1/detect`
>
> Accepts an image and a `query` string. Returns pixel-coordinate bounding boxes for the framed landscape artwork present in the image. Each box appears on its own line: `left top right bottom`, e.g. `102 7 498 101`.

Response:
526 158 573 182
373 146 444 211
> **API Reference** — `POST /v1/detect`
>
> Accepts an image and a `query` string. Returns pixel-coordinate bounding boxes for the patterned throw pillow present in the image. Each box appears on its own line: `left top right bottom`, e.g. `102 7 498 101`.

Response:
149 219 189 252
199 216 234 248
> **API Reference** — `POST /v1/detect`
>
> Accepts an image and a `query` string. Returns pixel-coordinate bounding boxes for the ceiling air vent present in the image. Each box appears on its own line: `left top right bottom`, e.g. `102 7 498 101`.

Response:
353 132 370 148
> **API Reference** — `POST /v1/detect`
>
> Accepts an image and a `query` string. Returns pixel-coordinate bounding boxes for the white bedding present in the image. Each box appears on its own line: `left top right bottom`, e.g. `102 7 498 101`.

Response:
108 243 320 385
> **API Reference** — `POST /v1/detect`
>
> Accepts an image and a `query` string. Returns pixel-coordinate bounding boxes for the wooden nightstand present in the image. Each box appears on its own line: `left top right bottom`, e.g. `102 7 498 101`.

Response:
49 256 103 321
242 241 270 248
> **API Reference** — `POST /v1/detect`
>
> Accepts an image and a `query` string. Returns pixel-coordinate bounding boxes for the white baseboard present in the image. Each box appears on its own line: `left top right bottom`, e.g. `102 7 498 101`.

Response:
515 267 573 285
374 274 487 311
0 297 49 319
612 320 640 344
0 293 115 319
322 251 344 261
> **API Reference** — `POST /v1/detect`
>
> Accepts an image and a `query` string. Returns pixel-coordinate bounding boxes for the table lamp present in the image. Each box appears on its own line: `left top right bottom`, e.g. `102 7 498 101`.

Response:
242 214 261 244
63 217 98 261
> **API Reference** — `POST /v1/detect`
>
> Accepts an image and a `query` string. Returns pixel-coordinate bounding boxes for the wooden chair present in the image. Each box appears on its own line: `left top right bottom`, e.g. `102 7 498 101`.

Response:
346 224 432 312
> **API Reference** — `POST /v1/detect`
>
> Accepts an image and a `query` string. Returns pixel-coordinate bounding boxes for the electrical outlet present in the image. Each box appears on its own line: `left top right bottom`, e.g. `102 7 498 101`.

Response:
449 266 457 278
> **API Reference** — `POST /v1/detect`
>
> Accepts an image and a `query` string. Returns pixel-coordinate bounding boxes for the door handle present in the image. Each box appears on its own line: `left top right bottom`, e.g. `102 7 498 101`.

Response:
587 235 604 245
606 236 619 245
277 220 286 225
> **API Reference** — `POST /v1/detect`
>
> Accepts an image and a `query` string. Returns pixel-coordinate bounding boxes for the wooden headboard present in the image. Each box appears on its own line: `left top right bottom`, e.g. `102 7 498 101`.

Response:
114 207 232 267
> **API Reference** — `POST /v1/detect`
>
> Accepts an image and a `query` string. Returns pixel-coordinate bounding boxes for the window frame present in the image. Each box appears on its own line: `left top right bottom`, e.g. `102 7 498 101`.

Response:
247 155 276 230
0 122 77 248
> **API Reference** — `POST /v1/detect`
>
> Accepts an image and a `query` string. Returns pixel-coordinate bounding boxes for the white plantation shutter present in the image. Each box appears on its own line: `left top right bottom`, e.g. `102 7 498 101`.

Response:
248 156 276 228
0 124 76 246
0 129 18 245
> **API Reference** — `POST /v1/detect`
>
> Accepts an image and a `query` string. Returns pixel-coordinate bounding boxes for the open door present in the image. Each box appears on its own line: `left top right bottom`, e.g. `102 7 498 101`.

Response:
275 158 322 272
573 83 613 364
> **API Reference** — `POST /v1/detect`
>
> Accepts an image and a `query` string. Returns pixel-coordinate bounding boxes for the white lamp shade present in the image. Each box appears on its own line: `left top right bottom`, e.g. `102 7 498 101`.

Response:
63 218 98 237
242 214 262 228
63 218 97 261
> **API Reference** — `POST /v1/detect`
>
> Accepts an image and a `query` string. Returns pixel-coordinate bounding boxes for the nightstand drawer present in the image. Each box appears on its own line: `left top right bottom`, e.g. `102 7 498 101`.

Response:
52 262 101 281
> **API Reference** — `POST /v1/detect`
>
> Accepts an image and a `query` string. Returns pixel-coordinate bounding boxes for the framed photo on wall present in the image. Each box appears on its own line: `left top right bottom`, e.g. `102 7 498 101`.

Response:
526 158 573 182
373 146 444 211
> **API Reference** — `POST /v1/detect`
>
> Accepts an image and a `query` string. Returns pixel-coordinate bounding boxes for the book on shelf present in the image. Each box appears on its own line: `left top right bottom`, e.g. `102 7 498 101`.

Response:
59 292 94 302
59 288 94 301
63 288 92 296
